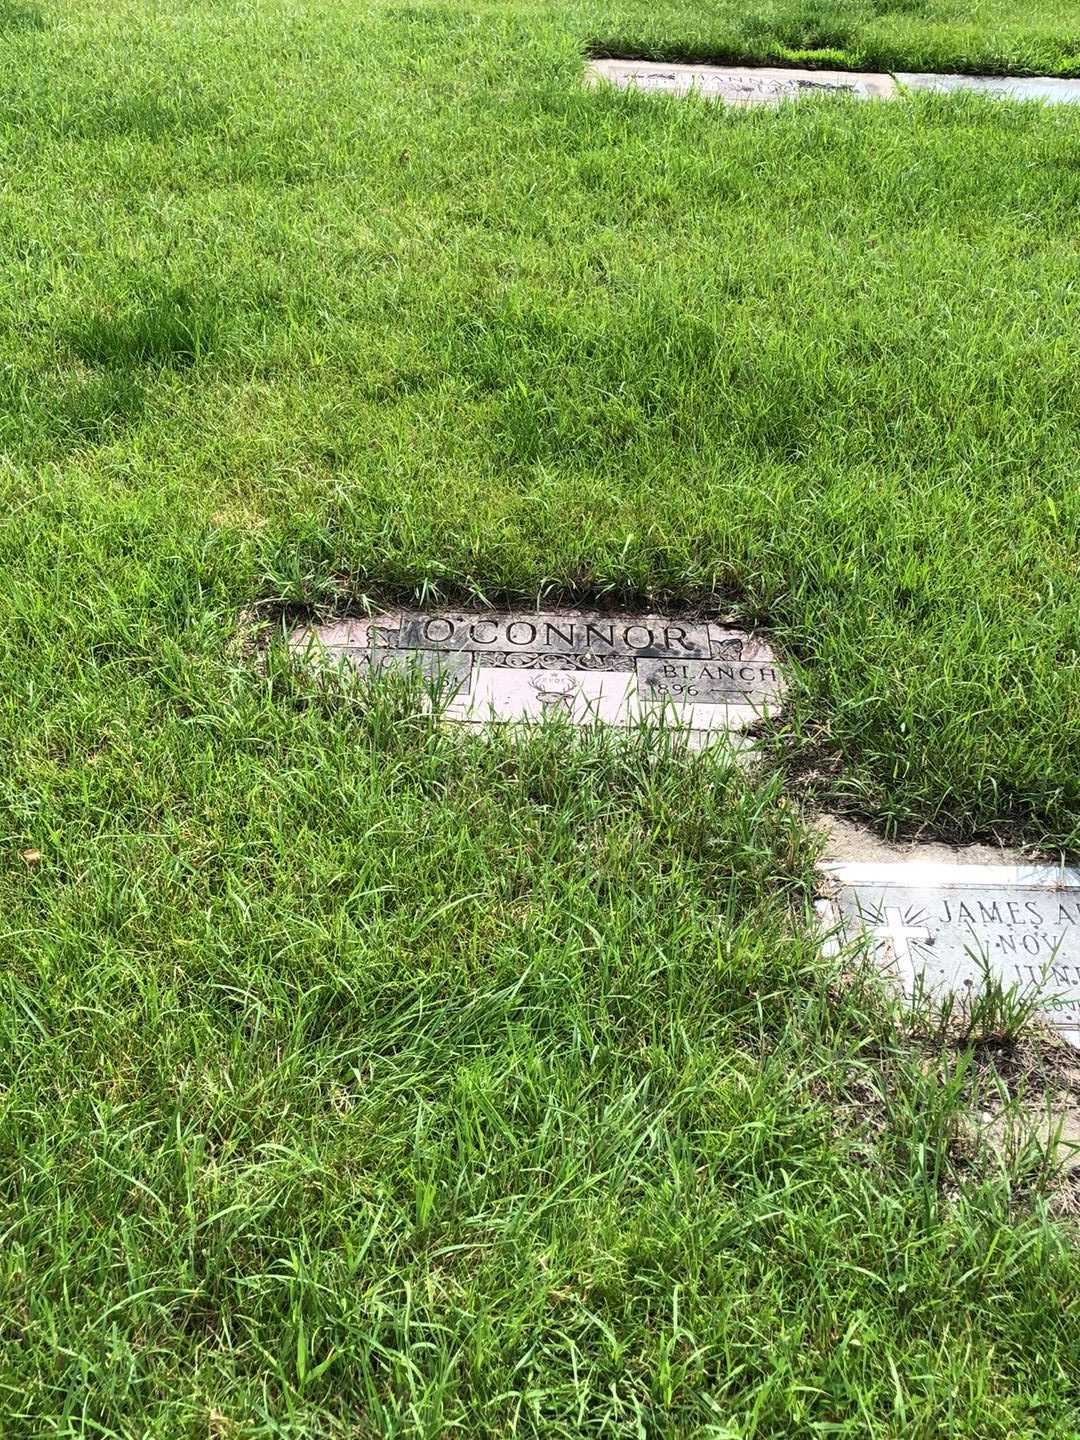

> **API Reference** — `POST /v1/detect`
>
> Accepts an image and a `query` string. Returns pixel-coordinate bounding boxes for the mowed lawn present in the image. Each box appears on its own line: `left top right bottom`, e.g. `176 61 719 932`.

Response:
1 0 1079 1435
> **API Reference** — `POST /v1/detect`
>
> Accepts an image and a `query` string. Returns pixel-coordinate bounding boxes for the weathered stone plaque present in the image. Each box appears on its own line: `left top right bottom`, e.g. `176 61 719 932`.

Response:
371 648 475 688
585 59 897 105
820 862 1080 1043
586 61 1080 110
637 638 782 705
897 72 1080 105
289 609 786 746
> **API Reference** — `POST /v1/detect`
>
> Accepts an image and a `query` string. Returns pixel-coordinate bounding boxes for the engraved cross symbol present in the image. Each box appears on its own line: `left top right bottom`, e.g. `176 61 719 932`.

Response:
873 906 933 964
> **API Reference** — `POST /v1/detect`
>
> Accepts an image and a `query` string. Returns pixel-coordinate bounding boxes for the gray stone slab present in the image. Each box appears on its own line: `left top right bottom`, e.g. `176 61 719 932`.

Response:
820 862 1080 1043
371 649 474 691
586 59 897 105
288 613 400 661
897 72 1080 105
286 631 473 692
289 608 787 743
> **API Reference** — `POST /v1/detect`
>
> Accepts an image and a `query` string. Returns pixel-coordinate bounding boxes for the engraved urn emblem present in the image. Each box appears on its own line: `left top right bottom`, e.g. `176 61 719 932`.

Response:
529 672 578 714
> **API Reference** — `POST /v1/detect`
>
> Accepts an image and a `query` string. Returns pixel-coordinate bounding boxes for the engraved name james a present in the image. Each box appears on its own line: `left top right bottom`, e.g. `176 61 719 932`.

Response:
827 864 1080 1034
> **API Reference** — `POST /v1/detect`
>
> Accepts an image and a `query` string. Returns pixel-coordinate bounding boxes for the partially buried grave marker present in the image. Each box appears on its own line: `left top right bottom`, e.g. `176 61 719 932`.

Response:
897 72 1080 104
585 59 897 105
288 609 786 747
819 862 1080 1044
586 59 1080 108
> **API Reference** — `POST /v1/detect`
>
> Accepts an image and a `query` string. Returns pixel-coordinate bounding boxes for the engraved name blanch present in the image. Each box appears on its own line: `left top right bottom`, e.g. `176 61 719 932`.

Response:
650 660 779 683
637 656 781 700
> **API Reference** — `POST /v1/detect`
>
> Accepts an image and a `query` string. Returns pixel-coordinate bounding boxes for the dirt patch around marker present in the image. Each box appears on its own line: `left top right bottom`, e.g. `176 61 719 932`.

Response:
821 963 1080 1217
814 813 1051 867
774 710 1075 856
939 1029 1080 1217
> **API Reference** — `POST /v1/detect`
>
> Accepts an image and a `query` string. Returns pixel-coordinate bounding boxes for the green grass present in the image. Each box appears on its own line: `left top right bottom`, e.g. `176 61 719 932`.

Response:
2 0 1080 1434
582 0 1080 76
4 700 1079 1436
4 0 1079 844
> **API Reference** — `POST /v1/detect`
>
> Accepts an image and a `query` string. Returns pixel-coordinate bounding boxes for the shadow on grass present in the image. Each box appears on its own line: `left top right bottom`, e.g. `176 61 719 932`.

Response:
60 92 221 141
0 1 44 33
0 283 225 457
0 368 147 455
53 371 147 444
64 284 221 370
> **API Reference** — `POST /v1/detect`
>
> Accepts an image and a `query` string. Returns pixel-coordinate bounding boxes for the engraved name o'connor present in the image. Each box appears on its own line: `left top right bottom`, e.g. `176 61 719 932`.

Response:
398 613 712 658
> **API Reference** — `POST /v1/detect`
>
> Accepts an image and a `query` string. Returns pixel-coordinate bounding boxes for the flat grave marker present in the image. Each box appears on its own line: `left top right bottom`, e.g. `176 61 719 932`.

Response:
585 59 896 105
819 862 1080 1045
289 608 786 747
897 72 1080 104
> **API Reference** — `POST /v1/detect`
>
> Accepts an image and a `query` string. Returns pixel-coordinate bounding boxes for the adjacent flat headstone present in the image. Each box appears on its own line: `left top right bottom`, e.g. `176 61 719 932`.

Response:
897 72 1080 105
820 862 1080 1044
585 59 897 105
586 60 1080 109
289 609 786 747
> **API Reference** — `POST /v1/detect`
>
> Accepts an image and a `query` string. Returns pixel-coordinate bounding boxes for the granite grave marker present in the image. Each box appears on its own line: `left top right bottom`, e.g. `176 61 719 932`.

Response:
586 59 1080 109
289 608 787 746
819 862 1080 1044
585 59 897 105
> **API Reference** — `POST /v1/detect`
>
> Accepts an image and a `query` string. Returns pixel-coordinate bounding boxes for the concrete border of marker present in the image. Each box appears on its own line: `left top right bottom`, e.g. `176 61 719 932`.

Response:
585 58 1080 107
